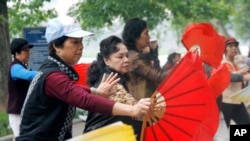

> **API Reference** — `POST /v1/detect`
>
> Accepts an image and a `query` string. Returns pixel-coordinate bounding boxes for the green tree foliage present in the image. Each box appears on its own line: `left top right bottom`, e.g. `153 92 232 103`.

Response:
0 112 12 137
69 0 232 36
230 0 250 42
165 0 232 33
68 0 169 30
8 0 57 36
0 0 55 107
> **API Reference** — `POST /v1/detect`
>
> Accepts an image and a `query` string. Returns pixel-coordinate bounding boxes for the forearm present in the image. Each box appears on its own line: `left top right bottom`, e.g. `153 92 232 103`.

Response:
112 98 151 117
230 73 243 82
11 64 37 80
112 103 134 117
45 71 115 115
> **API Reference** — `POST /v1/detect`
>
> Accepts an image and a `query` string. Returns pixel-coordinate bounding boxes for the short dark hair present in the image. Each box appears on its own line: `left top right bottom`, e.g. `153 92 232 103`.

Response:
225 36 239 47
122 18 147 51
48 36 68 55
167 52 181 65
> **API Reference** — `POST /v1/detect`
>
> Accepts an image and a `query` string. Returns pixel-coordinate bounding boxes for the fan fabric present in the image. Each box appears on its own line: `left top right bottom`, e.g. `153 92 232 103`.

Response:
181 23 225 68
73 63 90 86
141 52 219 141
230 85 250 102
208 64 231 98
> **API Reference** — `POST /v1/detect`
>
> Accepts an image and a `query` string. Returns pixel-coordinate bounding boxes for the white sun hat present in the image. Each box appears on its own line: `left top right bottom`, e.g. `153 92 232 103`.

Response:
150 36 157 42
45 16 94 43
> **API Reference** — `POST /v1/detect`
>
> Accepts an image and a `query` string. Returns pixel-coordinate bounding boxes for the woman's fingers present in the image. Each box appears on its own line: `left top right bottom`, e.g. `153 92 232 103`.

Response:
107 73 120 85
100 73 107 83
101 73 120 85
133 98 152 117
97 73 120 97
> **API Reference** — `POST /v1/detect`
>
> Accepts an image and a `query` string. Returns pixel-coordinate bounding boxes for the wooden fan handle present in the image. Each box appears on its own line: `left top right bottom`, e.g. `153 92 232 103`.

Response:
140 116 147 141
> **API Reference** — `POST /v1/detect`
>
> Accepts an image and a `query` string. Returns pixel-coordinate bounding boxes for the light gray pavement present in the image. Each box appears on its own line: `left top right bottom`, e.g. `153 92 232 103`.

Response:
72 119 85 137
0 119 86 141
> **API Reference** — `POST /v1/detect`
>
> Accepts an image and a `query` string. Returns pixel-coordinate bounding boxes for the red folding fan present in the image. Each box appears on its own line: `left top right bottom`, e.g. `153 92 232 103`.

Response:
207 64 230 98
181 22 225 68
140 52 219 141
73 63 90 86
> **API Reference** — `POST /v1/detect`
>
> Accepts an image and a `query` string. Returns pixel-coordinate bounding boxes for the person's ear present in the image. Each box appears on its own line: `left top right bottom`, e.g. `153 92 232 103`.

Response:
54 44 61 54
103 58 109 66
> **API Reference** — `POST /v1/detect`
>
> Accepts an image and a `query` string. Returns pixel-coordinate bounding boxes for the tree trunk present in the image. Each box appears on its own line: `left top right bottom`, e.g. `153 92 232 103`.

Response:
0 0 11 110
211 19 242 54
210 19 230 36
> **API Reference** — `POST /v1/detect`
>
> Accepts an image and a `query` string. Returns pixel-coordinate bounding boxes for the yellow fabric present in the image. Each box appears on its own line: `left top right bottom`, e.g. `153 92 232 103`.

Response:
67 122 136 141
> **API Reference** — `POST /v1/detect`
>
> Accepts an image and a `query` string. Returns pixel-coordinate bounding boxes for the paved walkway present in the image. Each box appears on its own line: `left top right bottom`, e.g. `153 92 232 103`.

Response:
72 119 85 137
0 119 86 141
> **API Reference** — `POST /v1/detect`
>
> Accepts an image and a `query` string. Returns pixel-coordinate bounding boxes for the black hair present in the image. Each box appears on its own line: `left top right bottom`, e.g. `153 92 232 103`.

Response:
12 49 21 58
48 36 68 55
15 49 22 54
87 35 123 86
122 18 147 51
167 52 181 65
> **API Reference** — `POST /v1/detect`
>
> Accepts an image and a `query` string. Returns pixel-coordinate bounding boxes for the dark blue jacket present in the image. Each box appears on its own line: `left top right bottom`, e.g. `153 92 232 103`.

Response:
7 59 31 114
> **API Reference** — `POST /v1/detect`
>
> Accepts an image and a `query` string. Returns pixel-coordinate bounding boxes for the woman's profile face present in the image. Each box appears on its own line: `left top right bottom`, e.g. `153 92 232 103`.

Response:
135 28 150 52
55 37 83 66
104 43 130 74
16 48 31 64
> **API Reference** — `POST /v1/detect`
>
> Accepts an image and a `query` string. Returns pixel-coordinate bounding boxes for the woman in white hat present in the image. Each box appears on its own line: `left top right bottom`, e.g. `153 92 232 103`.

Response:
16 16 151 141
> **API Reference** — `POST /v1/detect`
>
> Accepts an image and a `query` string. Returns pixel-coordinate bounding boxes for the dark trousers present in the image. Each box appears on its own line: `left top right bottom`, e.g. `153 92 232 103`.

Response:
220 102 250 127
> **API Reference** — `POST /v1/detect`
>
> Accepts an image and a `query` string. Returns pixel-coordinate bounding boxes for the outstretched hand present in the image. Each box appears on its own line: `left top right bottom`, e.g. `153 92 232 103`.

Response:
97 72 120 97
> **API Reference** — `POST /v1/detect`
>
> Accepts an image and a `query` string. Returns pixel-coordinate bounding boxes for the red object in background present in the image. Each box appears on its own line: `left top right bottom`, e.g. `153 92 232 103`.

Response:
181 22 225 68
73 63 90 86
140 52 219 141
208 64 230 98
